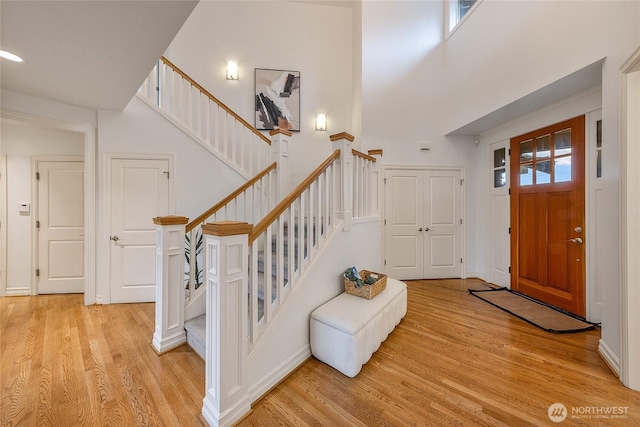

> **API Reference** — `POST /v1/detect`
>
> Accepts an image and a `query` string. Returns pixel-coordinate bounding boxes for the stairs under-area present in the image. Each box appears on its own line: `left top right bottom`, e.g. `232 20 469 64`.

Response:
184 315 206 359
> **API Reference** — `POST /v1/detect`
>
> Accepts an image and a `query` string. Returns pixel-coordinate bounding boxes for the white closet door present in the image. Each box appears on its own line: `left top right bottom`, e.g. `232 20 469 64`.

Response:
384 169 424 280
423 169 462 279
384 168 463 280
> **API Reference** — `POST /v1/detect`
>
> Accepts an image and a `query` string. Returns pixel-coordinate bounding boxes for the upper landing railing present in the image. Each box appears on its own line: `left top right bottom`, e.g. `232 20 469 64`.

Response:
138 56 271 178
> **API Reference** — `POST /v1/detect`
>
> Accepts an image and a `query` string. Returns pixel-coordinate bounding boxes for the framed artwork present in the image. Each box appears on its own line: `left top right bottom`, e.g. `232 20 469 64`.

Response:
255 68 300 132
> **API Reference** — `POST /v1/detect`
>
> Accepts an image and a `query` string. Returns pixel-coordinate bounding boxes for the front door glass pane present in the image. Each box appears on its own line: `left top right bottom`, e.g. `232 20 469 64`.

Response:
555 157 572 182
520 164 534 186
520 139 533 162
536 134 551 159
536 160 551 184
555 129 572 156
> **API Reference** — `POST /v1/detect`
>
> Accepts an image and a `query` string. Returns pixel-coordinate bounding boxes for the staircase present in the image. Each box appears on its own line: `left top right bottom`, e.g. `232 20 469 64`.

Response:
184 218 315 360
145 57 382 427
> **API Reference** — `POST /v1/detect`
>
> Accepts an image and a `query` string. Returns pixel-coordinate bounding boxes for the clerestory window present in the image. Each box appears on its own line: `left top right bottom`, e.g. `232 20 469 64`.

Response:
446 0 481 37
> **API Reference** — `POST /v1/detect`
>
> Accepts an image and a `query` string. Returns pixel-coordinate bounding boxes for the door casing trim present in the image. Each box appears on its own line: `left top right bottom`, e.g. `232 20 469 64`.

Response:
0 109 96 305
381 164 466 279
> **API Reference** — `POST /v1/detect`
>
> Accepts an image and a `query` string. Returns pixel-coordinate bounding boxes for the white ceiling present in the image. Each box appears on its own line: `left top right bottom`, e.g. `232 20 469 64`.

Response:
0 0 198 111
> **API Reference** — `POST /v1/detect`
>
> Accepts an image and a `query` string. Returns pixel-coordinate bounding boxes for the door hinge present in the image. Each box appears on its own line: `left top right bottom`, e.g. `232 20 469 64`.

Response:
384 219 387 225
36 172 40 180
384 259 387 266
384 178 387 184
36 220 40 229
163 171 170 179
460 258 463 264
36 269 40 277
508 227 511 234
508 188 511 195
509 266 511 273
460 179 464 186
460 218 463 225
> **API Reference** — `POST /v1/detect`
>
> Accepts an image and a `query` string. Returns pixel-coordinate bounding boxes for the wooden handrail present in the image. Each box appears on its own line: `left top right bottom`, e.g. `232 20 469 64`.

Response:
160 56 270 145
352 149 376 163
249 150 341 244
186 162 277 233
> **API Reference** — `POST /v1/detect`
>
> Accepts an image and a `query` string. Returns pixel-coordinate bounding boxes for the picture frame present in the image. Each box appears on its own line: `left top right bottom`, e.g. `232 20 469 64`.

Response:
255 68 300 132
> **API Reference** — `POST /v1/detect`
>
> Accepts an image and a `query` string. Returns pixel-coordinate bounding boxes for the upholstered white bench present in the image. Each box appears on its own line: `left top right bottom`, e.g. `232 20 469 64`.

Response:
310 278 407 377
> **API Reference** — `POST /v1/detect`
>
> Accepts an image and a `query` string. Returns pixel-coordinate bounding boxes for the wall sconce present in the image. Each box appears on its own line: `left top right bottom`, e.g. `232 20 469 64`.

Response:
226 60 238 80
316 113 327 131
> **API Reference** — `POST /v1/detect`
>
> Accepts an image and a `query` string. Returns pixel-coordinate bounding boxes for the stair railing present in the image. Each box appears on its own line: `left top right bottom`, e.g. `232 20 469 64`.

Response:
201 132 374 427
152 127 291 355
247 149 341 348
184 161 277 303
352 148 381 219
138 56 271 178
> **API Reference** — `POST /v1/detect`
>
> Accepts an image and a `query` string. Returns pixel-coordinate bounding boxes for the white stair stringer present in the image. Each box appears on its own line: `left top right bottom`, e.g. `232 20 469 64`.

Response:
136 93 254 181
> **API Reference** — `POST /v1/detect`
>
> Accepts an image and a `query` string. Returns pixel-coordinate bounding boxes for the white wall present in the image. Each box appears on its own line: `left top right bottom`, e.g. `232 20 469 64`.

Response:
165 0 354 186
247 218 381 401
360 1 480 275
0 119 84 295
96 96 248 301
359 0 639 370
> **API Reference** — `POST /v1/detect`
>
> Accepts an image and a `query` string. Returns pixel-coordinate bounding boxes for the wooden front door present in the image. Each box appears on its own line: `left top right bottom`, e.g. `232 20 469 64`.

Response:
510 116 586 316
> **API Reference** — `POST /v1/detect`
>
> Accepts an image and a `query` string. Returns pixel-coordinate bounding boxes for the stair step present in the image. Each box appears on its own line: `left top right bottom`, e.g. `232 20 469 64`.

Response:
184 314 206 360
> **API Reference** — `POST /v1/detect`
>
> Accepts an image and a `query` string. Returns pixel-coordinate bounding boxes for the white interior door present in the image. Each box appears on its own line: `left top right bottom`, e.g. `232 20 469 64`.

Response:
110 158 170 303
37 160 85 294
384 169 424 280
423 170 462 279
490 141 511 288
384 168 463 279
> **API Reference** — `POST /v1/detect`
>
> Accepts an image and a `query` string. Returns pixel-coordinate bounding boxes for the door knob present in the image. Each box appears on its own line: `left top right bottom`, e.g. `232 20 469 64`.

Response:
418 228 423 231
110 235 120 242
424 227 431 232
565 237 583 244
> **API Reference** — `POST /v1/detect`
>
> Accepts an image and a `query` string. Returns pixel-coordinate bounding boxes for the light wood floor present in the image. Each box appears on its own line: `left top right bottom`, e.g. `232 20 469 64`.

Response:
2 279 640 426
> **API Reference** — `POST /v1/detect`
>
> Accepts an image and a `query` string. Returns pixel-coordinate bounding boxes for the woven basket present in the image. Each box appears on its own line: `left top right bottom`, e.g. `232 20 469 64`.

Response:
344 270 387 300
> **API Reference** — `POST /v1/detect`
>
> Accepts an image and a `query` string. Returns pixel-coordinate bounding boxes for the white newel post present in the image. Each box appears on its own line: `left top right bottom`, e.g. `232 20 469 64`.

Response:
270 128 292 203
331 132 355 231
152 215 189 354
201 221 252 427
368 149 383 217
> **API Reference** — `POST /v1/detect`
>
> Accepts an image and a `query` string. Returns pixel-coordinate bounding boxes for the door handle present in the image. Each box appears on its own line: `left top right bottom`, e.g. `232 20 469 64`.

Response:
565 237 583 244
418 228 423 232
110 235 120 242
424 227 431 232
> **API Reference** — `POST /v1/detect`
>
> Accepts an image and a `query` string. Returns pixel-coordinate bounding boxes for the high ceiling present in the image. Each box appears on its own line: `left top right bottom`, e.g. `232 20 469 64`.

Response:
0 0 198 111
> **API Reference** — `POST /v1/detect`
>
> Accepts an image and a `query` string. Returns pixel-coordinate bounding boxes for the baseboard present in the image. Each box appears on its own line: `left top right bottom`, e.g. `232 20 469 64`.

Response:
598 339 620 377
247 345 311 404
5 287 30 296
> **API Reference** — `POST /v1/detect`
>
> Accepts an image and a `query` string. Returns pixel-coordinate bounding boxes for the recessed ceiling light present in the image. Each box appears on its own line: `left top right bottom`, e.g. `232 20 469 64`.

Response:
0 49 24 62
